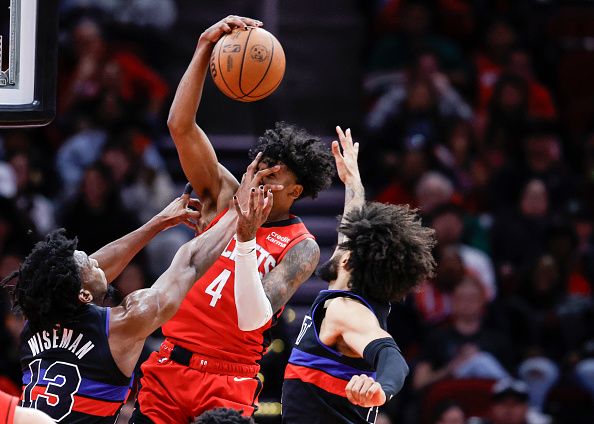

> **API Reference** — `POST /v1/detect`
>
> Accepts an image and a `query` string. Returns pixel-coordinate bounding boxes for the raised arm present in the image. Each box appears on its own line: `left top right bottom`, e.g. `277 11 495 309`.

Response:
331 127 365 247
90 191 202 283
167 16 262 219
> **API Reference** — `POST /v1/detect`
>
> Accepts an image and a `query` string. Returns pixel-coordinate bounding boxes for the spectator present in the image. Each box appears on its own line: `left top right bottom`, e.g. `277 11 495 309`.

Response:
471 379 552 424
430 203 496 300
368 1 468 85
414 245 465 325
506 48 556 120
59 163 138 253
489 124 576 213
505 253 592 410
492 179 552 287
374 147 429 206
413 276 512 392
8 153 55 235
415 171 455 214
366 50 472 135
475 19 518 113
432 401 466 424
59 18 169 127
481 74 530 155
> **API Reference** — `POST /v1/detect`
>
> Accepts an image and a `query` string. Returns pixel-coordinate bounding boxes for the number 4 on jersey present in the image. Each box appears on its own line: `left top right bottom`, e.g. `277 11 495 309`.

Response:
204 269 231 307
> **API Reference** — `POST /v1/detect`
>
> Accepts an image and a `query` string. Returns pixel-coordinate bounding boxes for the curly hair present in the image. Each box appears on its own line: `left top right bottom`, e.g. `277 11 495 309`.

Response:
1 229 83 331
193 408 254 424
339 202 436 302
248 122 335 199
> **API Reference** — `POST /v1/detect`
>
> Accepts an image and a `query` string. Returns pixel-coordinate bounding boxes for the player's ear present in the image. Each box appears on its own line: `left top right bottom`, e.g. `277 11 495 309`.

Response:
288 184 303 200
340 251 351 269
78 289 93 304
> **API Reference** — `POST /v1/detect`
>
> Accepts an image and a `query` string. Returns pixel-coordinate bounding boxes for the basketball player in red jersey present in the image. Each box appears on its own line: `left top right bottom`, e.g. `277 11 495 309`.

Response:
0 390 53 423
131 15 336 424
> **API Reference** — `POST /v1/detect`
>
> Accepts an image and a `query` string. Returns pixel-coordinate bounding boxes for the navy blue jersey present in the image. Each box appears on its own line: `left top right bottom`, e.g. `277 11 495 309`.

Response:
20 304 133 423
282 290 396 424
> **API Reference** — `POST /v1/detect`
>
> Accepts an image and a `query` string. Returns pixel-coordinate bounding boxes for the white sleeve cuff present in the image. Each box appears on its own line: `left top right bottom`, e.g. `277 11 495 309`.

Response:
234 238 273 331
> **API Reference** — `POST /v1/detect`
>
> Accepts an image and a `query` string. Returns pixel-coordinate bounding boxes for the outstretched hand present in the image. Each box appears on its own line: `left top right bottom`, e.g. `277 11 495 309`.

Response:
234 187 274 242
332 126 360 186
200 15 263 45
155 186 203 232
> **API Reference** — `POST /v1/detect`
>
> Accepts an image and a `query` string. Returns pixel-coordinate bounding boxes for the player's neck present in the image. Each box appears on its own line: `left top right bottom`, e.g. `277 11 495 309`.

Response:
266 209 291 223
328 276 350 291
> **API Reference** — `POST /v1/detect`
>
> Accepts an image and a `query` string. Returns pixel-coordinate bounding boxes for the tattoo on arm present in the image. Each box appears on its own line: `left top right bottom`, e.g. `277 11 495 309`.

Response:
263 238 320 312
337 181 365 245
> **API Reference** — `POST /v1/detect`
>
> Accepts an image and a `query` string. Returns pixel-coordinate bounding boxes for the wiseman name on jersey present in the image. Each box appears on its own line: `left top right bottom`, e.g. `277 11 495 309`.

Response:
27 328 95 360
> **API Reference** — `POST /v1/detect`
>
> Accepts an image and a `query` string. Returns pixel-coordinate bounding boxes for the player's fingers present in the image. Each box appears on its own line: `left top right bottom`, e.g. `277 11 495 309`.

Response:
366 382 381 400
224 16 248 30
238 17 263 27
358 377 375 400
232 196 243 216
253 165 281 184
185 209 202 221
258 185 266 207
344 128 354 149
349 375 367 403
263 190 274 217
182 183 193 196
331 140 344 159
335 125 346 141
354 142 360 157
246 152 263 177
345 377 359 405
263 183 284 192
248 188 256 213
221 23 232 33
336 126 349 152
360 378 376 398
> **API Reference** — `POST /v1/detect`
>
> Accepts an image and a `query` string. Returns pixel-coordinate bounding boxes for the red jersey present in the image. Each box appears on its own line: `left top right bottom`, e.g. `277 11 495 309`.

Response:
0 390 17 424
163 210 314 365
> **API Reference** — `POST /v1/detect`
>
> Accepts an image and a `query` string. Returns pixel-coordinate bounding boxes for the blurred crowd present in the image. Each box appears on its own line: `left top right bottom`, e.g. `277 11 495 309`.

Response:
359 1 594 424
0 1 594 423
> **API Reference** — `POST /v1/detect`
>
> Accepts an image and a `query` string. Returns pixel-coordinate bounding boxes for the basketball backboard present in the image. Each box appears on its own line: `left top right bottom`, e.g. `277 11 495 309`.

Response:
0 0 58 127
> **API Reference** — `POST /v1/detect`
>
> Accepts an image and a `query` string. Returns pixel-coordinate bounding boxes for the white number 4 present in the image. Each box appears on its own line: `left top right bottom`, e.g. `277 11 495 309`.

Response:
204 269 231 307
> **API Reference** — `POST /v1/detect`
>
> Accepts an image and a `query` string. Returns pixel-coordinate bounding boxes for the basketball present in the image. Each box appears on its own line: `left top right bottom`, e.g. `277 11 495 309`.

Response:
209 27 286 102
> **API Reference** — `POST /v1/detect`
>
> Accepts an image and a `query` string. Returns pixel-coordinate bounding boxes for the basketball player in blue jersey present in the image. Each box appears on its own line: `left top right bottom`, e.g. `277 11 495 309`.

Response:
280 127 436 423
1 173 273 424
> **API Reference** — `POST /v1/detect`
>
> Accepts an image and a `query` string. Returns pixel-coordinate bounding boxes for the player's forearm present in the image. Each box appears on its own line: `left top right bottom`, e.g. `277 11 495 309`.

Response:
167 39 223 200
189 210 238 277
90 216 166 284
167 39 213 134
235 239 273 331
154 210 237 311
337 178 365 244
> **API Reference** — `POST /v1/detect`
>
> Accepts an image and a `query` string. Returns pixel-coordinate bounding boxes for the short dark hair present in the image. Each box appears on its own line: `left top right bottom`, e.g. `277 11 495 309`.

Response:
1 229 83 331
339 202 436 301
194 408 254 424
249 122 335 199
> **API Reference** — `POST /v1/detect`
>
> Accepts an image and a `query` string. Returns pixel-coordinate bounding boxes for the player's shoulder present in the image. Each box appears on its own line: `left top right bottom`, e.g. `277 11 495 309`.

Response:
283 237 320 262
325 295 379 329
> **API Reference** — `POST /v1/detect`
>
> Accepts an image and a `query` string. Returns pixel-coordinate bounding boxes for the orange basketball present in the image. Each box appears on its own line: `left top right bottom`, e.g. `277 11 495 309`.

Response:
210 27 286 102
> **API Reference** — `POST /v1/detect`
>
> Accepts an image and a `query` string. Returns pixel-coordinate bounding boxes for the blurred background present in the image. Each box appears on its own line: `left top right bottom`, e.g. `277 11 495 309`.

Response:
1 0 594 423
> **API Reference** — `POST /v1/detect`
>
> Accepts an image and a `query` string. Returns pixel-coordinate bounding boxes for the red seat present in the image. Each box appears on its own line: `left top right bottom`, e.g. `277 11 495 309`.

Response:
421 378 496 424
